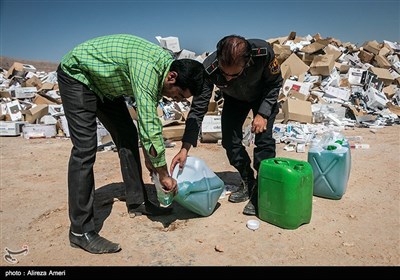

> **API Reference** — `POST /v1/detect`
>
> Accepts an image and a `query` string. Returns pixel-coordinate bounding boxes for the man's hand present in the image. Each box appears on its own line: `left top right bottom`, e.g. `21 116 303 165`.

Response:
170 149 188 175
252 114 268 134
169 142 191 174
156 166 178 194
159 175 177 195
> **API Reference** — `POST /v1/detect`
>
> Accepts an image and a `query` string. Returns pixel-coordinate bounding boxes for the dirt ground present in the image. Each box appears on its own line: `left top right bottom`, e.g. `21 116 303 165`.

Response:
0 125 399 270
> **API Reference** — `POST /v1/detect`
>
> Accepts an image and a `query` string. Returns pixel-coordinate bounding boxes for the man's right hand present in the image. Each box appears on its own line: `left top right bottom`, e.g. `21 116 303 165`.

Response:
159 175 177 195
156 166 178 194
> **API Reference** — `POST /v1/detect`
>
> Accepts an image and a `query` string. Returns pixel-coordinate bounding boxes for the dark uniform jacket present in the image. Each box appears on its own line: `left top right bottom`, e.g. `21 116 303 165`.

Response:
182 39 283 147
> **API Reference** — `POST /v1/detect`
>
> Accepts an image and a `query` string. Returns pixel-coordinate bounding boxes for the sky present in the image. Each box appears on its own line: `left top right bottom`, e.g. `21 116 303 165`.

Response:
0 0 399 63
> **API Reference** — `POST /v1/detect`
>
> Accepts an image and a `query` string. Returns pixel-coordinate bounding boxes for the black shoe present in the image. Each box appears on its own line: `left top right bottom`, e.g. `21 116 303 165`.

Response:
228 186 249 203
228 179 255 203
243 200 256 216
69 230 121 254
128 202 173 218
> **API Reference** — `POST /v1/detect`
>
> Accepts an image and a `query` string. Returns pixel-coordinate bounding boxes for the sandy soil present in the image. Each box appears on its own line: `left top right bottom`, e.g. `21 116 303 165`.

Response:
0 125 399 270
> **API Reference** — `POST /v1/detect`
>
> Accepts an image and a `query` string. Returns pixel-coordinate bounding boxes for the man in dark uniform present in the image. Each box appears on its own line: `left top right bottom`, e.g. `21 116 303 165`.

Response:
170 35 283 216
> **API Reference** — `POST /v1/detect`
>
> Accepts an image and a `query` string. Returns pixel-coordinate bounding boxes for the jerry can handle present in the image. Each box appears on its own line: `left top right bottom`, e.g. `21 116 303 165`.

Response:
323 142 342 151
294 164 305 171
274 159 289 165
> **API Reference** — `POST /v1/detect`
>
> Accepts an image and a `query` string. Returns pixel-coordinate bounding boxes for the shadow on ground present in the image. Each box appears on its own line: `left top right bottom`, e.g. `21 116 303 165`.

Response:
93 171 241 232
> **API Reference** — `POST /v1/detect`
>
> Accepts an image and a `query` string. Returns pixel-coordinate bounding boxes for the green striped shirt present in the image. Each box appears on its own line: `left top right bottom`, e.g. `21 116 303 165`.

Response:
61 34 173 167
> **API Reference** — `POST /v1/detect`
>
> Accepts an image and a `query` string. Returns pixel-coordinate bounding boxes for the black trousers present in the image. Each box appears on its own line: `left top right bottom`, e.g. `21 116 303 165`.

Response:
221 94 278 176
57 66 147 234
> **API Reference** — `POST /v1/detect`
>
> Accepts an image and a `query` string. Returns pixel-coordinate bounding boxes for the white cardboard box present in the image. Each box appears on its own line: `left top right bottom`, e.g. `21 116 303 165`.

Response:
324 86 351 101
348 68 368 85
176 49 196 59
365 88 388 109
156 36 181 53
0 121 24 136
201 115 222 142
282 80 312 98
22 124 56 139
6 100 23 121
10 87 37 99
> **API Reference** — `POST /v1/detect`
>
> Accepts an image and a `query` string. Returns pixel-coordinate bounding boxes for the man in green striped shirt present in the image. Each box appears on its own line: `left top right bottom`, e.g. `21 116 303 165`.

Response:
57 34 204 254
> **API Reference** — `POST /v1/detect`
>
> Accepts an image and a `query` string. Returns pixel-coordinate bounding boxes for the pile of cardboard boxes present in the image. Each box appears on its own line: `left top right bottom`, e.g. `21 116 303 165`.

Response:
1 32 399 147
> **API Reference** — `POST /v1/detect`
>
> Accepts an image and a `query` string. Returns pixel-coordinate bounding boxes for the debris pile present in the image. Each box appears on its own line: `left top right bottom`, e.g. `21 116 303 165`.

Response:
1 32 399 152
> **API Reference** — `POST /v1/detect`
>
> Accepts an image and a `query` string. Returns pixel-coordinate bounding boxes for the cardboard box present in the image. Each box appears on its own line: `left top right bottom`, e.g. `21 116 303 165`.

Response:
48 105 64 116
323 44 343 61
309 54 335 76
383 85 398 99
387 102 400 116
378 46 392 57
33 94 57 105
358 49 374 63
280 53 310 80
277 52 293 66
156 36 181 53
282 80 312 98
6 62 24 79
348 68 368 85
362 40 381 55
282 98 312 124
288 90 308 101
22 104 48 124
323 86 351 101
6 100 23 121
373 55 391 69
39 82 55 92
201 115 222 142
301 41 326 54
370 67 395 86
39 114 57 125
22 124 57 139
37 92 62 104
335 62 350 74
365 87 388 109
162 124 185 141
296 52 317 65
6 62 37 79
366 72 384 92
273 44 291 56
0 121 24 136
0 91 11 98
176 49 196 59
24 76 43 89
10 87 37 99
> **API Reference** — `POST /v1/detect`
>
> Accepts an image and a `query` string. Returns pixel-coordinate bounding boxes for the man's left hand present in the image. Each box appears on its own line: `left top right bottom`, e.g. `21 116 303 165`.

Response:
251 114 268 134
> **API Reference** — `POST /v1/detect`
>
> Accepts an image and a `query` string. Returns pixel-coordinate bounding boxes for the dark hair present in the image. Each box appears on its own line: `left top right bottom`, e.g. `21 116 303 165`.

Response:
216 35 251 67
170 59 204 96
